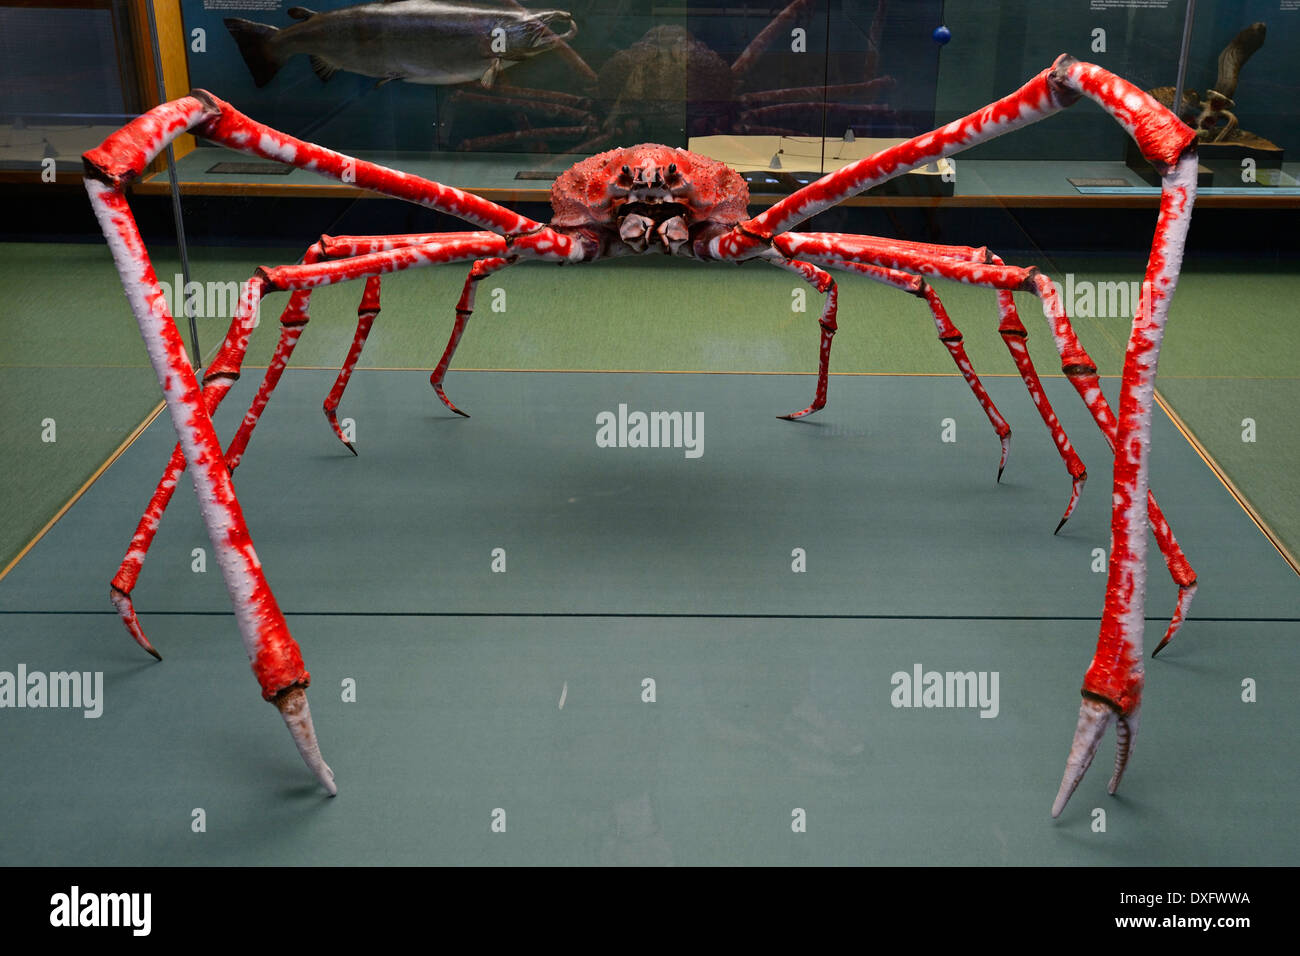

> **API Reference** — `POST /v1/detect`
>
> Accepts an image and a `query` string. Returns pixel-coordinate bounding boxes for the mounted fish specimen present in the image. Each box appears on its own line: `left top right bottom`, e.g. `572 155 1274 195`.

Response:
223 0 577 89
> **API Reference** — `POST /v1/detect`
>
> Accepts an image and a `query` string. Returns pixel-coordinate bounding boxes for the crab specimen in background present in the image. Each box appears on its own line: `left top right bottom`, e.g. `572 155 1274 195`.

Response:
83 53 1198 817
447 0 895 153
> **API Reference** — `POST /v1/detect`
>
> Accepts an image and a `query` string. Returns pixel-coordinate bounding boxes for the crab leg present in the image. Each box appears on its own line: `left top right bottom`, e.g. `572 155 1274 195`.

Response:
108 278 316 658
720 56 1195 255
771 249 1016 474
735 78 895 110
780 232 1197 634
717 59 1200 808
430 257 513 417
171 90 548 237
826 258 1016 478
86 171 335 792
1053 150 1197 814
322 276 381 454
987 276 1089 528
764 256 837 420
312 233 471 451
449 90 593 125
826 237 1088 514
730 0 814 80
455 126 599 153
107 234 505 660
774 209 1197 812
739 103 895 127
81 87 581 791
811 238 1090 523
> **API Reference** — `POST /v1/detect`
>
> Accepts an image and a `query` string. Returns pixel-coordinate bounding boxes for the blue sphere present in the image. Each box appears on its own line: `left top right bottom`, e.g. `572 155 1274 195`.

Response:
933 25 952 45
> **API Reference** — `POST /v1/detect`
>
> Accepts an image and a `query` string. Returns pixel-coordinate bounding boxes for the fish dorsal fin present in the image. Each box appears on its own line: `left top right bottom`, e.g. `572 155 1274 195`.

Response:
309 55 339 82
287 6 316 19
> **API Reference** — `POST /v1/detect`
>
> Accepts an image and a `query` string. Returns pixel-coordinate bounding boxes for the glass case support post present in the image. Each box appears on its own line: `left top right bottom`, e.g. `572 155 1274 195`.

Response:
1173 0 1196 126
145 0 201 372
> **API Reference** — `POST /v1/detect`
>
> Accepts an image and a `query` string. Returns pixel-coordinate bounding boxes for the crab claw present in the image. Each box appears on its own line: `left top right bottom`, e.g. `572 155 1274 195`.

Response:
657 216 690 255
1055 472 1087 535
1051 696 1140 817
110 586 162 661
619 213 654 253
273 685 337 796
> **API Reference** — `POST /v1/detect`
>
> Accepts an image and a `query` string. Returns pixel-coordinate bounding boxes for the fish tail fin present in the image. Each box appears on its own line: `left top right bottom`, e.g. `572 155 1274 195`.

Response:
224 18 284 88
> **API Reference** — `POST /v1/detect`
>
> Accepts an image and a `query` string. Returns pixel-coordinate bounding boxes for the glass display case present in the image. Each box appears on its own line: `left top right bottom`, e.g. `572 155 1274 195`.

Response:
2 0 1296 870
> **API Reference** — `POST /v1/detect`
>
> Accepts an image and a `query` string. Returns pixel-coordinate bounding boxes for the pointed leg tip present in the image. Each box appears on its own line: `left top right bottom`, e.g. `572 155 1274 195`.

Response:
996 466 1005 484
111 587 163 660
273 685 337 796
434 386 470 418
1151 638 1170 658
778 405 821 421
1053 697 1114 818
345 441 358 456
1053 516 1068 535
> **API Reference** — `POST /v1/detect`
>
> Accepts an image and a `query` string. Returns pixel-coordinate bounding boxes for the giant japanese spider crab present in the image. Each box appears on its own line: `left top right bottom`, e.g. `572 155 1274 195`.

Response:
83 54 1198 817
450 0 895 152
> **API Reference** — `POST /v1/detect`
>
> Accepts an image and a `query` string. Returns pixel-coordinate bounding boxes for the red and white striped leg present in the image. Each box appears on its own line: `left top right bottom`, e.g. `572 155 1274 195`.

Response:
776 231 1197 646
298 235 520 435
81 89 576 793
108 260 272 661
323 275 381 453
764 256 838 420
107 237 494 656
430 256 512 418
224 239 337 468
827 257 1015 479
1031 271 1198 652
988 280 1089 531
1053 151 1197 814
86 178 335 793
771 203 1198 813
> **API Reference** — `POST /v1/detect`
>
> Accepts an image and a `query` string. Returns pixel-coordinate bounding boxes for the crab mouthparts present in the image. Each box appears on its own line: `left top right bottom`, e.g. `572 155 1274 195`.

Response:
612 161 694 253
618 202 690 254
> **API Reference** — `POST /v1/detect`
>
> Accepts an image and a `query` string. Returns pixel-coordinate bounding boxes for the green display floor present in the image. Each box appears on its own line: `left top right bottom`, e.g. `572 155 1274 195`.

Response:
1 370 1295 865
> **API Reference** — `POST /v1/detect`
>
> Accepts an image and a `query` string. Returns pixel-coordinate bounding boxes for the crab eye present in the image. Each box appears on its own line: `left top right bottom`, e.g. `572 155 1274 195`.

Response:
621 165 630 178
668 163 677 177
